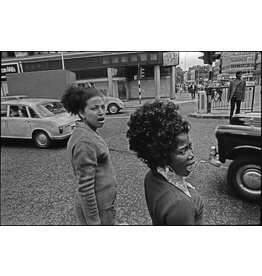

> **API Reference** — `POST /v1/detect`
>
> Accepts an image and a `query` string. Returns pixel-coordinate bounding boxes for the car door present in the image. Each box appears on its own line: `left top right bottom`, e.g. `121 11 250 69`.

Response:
7 105 31 138
1 104 9 136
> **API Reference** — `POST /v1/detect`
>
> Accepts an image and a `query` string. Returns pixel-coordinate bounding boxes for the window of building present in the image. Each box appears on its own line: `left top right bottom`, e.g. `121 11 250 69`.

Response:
131 55 137 62
150 53 157 60
139 53 147 61
121 55 128 63
112 56 118 63
102 57 109 64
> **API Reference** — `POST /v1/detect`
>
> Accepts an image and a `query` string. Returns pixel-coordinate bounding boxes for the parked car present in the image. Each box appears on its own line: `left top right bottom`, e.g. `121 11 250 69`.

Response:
209 112 261 201
1 95 28 102
104 96 125 114
1 98 77 148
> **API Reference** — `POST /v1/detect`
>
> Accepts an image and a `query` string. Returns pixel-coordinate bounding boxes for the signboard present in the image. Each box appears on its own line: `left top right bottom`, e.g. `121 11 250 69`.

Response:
246 81 255 86
163 52 179 66
1 63 20 80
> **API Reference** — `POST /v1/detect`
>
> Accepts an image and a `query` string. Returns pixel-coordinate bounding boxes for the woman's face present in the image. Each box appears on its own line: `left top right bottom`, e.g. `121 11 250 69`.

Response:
169 132 195 177
80 96 106 130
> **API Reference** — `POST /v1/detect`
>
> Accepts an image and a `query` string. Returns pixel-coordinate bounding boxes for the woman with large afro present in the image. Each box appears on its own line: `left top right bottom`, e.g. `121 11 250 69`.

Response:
126 100 204 225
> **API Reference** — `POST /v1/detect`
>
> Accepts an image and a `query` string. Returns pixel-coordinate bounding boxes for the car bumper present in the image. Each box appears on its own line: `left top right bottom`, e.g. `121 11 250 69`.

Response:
50 133 72 140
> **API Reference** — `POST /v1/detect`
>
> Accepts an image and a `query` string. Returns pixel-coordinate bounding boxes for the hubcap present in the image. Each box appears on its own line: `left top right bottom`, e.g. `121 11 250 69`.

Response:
236 164 261 192
37 133 47 145
109 105 118 114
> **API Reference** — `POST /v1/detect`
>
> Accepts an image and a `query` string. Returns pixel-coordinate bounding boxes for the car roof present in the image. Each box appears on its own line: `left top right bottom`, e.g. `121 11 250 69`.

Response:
1 98 60 106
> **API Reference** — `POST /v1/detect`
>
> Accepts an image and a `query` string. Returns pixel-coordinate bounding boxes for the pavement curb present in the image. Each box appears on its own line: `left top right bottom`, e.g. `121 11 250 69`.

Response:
189 112 229 119
124 99 197 109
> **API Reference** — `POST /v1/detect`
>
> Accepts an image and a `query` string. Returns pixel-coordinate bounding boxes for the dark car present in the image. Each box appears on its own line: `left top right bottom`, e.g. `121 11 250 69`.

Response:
209 112 261 201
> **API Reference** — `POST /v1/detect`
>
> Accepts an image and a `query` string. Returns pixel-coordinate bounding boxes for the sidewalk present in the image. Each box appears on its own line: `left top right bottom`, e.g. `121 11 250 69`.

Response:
123 92 231 119
123 93 261 119
123 92 197 108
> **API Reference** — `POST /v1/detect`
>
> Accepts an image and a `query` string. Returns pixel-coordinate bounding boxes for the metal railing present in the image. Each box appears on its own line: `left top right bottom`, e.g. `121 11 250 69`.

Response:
208 86 256 112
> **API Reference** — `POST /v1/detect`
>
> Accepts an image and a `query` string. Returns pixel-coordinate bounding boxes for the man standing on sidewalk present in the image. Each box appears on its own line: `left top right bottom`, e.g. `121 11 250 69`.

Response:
227 71 246 123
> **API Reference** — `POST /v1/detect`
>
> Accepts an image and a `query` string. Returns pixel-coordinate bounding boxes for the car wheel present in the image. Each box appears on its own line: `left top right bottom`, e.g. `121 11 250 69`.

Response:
227 155 261 201
33 131 52 149
107 103 119 114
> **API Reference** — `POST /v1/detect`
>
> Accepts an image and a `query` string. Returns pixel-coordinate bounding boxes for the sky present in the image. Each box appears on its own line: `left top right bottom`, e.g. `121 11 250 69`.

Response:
179 52 204 71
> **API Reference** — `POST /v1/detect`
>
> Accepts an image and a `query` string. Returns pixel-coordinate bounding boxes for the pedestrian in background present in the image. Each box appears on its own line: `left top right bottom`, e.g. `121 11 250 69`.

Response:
61 86 118 225
191 83 196 99
126 100 205 225
227 71 246 123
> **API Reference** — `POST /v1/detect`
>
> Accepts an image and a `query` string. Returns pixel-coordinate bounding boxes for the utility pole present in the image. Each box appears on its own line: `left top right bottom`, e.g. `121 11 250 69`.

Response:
137 65 144 105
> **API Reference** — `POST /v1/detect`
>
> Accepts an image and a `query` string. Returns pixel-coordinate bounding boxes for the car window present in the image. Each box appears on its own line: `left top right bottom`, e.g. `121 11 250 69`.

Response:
10 105 29 118
10 106 20 117
36 101 66 117
1 104 7 117
28 107 40 118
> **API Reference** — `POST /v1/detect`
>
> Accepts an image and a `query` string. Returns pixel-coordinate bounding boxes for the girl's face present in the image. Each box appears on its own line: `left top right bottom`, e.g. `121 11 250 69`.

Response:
169 133 195 177
80 96 106 131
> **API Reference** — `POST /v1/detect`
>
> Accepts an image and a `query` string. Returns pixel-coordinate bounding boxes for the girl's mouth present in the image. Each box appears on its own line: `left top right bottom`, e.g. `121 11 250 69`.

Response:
98 118 105 123
186 162 195 172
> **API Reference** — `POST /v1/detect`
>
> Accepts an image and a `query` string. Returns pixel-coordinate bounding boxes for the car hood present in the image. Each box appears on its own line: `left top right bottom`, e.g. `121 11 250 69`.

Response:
47 112 78 125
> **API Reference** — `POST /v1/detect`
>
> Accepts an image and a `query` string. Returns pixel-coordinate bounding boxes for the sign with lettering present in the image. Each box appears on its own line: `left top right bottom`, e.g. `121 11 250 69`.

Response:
1 63 20 80
163 52 179 66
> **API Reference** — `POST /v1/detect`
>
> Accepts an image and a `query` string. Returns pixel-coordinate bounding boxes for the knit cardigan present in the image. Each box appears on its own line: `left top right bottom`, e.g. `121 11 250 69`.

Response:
144 169 204 225
67 121 117 225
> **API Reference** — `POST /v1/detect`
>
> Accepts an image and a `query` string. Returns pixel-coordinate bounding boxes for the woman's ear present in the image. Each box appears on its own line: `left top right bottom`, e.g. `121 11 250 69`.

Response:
78 111 84 119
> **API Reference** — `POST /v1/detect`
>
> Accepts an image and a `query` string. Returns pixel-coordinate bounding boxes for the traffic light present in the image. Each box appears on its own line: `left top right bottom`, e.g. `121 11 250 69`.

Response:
138 66 145 79
199 52 221 65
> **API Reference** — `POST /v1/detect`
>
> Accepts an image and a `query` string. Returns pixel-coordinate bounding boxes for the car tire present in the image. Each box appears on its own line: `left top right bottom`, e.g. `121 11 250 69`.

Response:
33 131 52 149
227 155 261 201
107 103 119 115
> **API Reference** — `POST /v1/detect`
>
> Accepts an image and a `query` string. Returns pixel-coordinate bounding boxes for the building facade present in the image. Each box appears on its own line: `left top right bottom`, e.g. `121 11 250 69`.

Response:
186 65 210 84
1 51 180 99
221 51 257 81
253 51 261 85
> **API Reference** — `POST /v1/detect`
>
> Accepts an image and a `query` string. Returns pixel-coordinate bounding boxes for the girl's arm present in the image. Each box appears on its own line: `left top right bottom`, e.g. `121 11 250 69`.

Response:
73 141 101 225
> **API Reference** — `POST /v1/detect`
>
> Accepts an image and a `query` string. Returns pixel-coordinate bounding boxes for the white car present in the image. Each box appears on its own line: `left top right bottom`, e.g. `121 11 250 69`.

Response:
1 98 76 148
104 96 125 114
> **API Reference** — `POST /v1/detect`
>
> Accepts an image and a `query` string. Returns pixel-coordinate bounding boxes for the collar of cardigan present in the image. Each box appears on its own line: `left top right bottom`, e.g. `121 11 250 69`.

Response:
156 166 195 198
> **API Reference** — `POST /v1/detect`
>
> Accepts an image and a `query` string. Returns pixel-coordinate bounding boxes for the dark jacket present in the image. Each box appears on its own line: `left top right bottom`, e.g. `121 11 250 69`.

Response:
227 79 246 101
144 169 204 225
67 121 117 225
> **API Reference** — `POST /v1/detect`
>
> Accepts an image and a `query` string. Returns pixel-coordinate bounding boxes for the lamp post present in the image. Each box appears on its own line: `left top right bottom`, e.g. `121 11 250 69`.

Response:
61 52 65 70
